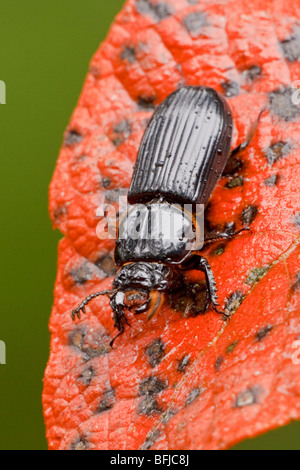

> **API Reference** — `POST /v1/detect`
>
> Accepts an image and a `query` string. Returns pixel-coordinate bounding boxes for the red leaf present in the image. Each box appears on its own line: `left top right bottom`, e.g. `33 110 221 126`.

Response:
43 0 300 450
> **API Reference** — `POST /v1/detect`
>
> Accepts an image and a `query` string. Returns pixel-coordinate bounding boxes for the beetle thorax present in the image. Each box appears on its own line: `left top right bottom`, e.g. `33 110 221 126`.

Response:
115 201 197 266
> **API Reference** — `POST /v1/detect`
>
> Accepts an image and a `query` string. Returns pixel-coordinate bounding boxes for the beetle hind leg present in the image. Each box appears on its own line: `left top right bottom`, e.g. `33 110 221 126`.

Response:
195 257 229 319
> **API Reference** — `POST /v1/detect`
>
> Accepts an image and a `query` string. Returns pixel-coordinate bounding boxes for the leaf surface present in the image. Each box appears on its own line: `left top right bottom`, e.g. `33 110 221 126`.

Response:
43 0 300 450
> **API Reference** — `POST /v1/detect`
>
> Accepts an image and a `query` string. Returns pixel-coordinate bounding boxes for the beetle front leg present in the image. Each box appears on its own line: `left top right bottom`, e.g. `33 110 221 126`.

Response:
109 292 130 347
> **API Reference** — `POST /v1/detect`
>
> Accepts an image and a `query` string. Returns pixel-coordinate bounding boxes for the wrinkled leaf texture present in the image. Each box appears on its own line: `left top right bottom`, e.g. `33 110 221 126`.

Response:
43 0 300 450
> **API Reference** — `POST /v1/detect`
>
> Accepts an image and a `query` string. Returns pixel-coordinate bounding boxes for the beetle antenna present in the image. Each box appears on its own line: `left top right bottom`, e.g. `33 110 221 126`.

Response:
71 289 117 320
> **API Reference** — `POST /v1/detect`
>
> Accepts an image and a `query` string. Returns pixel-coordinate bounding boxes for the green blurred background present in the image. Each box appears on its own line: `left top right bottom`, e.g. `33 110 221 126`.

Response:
0 0 299 450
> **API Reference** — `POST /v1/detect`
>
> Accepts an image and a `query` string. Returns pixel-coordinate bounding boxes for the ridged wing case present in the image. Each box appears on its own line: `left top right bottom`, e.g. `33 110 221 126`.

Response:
128 86 233 205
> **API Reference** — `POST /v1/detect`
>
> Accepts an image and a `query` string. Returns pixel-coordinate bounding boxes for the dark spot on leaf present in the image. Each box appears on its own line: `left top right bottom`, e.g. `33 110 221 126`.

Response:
265 141 291 165
264 174 279 186
241 205 258 226
280 34 300 62
226 341 239 354
69 260 108 284
95 254 117 277
140 429 161 450
226 175 244 189
69 327 110 358
186 387 203 406
114 119 132 136
112 119 132 146
53 205 67 223
245 266 270 286
256 325 273 341
70 437 89 451
70 262 93 285
105 187 128 203
102 177 112 188
215 356 224 372
78 367 94 387
242 65 262 83
138 376 166 416
223 156 244 176
89 65 101 78
269 87 300 121
183 11 208 36
98 388 115 413
69 328 86 350
136 0 173 22
210 243 226 257
291 273 300 293
64 130 83 146
234 387 260 408
168 281 208 317
138 95 156 110
139 376 166 396
121 46 136 63
225 291 244 314
84 343 111 359
221 81 240 98
112 137 124 147
294 212 300 229
146 338 165 367
138 396 162 415
177 354 190 373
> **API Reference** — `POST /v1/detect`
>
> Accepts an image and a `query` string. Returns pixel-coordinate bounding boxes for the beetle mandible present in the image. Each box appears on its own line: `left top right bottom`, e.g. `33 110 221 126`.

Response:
72 86 262 345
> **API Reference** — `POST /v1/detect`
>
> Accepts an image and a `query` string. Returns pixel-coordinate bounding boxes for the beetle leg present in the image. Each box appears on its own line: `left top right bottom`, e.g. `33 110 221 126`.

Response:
202 227 251 248
71 289 116 320
196 257 230 319
230 107 265 158
110 291 130 347
110 324 125 347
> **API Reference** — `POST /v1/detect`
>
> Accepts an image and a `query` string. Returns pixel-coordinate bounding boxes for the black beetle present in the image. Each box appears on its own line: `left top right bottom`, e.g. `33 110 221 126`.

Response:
72 86 262 345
